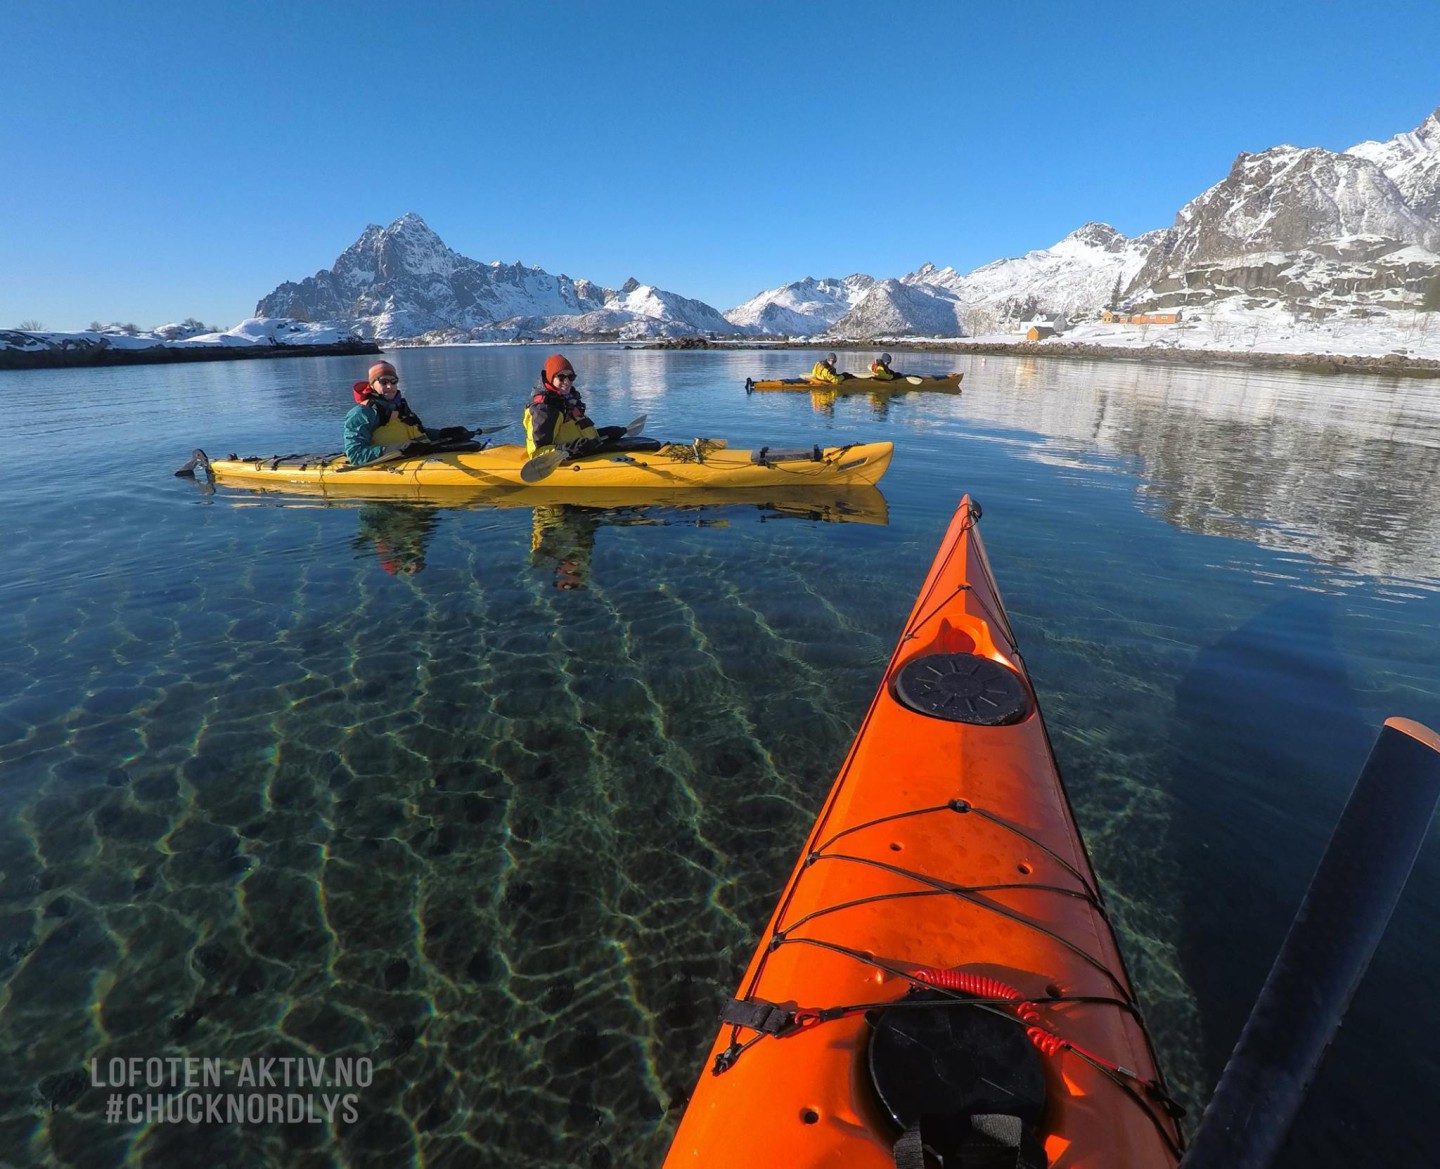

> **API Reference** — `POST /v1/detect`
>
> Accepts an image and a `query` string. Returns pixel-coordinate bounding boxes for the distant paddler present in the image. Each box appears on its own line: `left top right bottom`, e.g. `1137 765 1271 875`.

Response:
809 351 849 384
869 352 903 380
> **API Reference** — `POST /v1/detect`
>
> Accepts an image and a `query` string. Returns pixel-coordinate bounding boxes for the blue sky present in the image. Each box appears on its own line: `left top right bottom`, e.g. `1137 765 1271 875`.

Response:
5 0 1438 332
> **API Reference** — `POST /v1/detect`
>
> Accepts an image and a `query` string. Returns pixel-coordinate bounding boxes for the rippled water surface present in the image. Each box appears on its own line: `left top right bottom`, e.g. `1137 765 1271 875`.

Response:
2 347 1439 1168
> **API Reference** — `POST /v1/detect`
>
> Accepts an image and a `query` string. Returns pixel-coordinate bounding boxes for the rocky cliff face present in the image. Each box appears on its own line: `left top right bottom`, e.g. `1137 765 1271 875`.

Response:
1347 108 1440 221
1131 143 1439 293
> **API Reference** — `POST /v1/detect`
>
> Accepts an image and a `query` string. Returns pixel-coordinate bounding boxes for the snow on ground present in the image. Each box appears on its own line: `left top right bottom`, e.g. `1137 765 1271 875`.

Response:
171 318 361 346
1 319 362 353
959 300 1440 361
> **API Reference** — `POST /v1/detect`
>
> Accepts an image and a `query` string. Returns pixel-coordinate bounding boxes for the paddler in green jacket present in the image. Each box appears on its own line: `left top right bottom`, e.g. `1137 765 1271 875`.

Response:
524 353 627 457
810 352 847 384
343 360 475 466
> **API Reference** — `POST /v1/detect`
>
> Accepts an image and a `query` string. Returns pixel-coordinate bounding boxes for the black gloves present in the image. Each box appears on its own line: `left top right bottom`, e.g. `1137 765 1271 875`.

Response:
399 440 435 458
562 437 601 458
431 426 474 443
597 425 627 442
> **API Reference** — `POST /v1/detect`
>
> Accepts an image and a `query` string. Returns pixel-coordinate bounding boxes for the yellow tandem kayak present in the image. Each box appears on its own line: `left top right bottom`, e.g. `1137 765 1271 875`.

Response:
198 439 894 491
745 373 963 394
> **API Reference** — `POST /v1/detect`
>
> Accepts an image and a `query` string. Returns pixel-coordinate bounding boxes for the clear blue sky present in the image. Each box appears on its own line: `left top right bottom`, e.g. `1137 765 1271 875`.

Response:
4 0 1438 332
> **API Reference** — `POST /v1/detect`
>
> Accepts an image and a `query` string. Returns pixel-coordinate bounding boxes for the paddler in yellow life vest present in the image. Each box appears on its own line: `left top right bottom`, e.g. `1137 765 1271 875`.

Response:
343 361 476 467
869 352 900 380
809 352 847 385
524 353 627 457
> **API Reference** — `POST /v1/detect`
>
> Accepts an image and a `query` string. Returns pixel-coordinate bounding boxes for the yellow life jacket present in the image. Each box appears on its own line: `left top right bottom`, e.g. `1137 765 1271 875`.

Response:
810 361 844 384
523 403 599 456
371 415 425 445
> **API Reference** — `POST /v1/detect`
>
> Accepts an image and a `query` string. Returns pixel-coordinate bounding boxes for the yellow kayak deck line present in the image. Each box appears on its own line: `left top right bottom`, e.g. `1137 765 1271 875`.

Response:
204 440 894 490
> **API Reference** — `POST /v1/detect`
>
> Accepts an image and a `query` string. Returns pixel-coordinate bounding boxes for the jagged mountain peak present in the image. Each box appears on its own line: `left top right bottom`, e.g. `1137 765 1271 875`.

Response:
255 217 748 341
1346 106 1440 220
1058 222 1129 252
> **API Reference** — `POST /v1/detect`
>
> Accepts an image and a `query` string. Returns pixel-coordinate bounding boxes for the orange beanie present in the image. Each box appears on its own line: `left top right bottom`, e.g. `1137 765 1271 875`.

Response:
367 360 397 383
542 354 575 390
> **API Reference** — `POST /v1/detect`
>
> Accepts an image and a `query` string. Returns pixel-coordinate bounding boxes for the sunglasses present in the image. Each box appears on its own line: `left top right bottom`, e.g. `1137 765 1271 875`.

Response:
553 373 576 383
376 377 399 387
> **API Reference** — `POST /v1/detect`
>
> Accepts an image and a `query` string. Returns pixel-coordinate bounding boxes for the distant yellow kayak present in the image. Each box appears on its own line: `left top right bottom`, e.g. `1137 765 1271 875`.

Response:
746 373 963 394
200 439 893 490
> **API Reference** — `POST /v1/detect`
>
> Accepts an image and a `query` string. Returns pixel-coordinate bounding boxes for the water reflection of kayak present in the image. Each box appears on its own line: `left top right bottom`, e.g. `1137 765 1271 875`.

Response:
663 496 1184 1169
214 481 891 525
745 372 964 393
200 438 892 490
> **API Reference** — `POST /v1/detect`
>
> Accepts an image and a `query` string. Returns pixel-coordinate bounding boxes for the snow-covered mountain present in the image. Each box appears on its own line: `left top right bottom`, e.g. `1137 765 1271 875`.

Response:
255 214 749 341
723 275 875 334
911 223 1165 327
1346 108 1440 221
247 107 1440 345
1130 144 1439 292
724 106 1440 339
827 279 968 338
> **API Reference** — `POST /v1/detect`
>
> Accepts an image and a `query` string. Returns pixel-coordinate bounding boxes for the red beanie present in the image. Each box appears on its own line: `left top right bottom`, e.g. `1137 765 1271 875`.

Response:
542 354 575 390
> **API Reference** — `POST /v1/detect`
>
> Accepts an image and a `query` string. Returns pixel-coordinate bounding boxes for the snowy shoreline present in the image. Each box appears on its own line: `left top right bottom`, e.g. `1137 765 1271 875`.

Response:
638 336 1440 378
865 338 1440 378
0 339 381 371
0 319 379 372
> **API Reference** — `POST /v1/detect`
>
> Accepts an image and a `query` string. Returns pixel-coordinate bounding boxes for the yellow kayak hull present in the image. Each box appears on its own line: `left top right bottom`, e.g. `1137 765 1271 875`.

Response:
746 373 963 394
205 440 893 490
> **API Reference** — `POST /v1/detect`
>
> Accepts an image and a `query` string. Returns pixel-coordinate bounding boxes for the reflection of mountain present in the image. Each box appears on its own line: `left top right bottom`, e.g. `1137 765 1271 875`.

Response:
954 359 1440 582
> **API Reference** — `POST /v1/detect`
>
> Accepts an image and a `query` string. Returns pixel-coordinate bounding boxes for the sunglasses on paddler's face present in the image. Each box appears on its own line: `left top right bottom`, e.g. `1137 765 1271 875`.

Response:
553 373 576 383
376 377 399 387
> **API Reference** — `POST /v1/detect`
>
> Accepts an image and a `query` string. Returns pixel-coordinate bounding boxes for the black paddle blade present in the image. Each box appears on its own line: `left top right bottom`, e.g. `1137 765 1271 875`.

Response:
174 449 210 477
519 449 565 484
518 415 648 485
1180 717 1440 1169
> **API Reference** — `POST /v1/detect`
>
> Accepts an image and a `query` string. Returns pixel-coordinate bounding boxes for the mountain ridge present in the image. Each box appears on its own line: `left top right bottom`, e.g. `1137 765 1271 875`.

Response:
253 106 1440 343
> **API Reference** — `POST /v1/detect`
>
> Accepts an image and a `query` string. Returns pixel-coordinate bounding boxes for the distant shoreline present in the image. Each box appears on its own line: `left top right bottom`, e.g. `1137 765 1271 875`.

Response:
0 339 381 372
638 337 1440 378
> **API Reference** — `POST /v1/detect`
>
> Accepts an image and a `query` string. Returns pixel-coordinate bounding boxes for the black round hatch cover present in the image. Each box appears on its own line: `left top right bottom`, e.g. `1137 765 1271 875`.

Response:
868 990 1046 1155
893 653 1031 725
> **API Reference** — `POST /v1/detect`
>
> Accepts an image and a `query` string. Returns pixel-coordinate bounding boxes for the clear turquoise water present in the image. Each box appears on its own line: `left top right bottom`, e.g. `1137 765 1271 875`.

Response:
2 346 1438 1167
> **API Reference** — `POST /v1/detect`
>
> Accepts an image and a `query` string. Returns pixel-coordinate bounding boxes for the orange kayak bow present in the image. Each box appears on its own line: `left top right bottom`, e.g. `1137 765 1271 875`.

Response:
663 496 1184 1168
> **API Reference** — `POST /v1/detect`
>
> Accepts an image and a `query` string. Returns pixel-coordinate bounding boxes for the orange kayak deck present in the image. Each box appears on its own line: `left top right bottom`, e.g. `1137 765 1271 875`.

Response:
663 497 1183 1168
